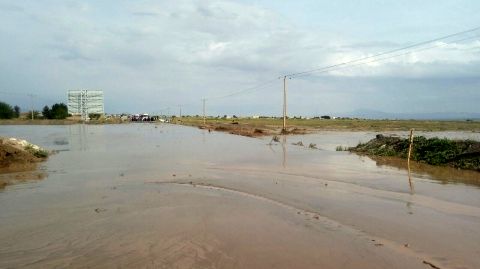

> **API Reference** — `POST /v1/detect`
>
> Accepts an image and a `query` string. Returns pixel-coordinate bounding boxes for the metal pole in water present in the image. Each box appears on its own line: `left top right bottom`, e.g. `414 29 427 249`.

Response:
407 129 415 193
283 76 287 132
29 94 34 120
202 99 206 125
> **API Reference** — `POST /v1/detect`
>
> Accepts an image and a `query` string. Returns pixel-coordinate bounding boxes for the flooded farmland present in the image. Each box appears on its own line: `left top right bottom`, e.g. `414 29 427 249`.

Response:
1 124 479 269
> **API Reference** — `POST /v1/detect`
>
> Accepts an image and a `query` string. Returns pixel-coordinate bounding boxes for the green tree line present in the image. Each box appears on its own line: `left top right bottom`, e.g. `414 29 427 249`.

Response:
0 100 69 120
0 101 20 119
42 103 68 119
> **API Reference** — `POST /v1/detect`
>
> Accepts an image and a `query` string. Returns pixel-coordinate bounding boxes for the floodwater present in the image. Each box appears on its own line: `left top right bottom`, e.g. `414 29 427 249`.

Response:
0 124 479 269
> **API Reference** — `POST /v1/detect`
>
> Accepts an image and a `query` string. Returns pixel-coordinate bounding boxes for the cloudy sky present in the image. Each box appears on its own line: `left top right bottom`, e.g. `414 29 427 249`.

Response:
1 0 479 116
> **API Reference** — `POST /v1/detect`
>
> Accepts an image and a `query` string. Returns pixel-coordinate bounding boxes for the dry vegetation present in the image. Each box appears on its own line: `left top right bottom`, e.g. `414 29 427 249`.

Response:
174 117 480 136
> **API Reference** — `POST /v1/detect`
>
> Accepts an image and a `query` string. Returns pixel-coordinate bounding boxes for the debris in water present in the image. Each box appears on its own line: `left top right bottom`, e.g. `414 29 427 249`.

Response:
423 260 441 269
308 143 317 149
292 141 304 146
53 138 69 145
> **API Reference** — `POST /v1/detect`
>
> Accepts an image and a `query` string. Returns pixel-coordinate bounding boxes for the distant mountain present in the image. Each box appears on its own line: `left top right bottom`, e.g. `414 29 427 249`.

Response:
340 109 480 120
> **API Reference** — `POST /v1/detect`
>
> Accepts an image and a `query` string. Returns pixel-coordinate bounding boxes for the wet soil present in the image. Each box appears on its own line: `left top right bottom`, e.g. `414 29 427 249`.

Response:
0 137 48 188
199 122 309 137
0 138 38 167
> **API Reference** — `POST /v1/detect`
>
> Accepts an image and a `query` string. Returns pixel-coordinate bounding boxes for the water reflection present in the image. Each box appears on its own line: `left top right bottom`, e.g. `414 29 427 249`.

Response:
406 200 414 215
68 124 106 152
282 135 287 168
69 124 87 151
369 155 480 188
407 165 415 194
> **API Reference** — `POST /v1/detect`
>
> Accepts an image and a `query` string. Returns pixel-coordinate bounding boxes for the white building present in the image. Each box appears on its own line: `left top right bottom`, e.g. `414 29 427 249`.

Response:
67 90 104 119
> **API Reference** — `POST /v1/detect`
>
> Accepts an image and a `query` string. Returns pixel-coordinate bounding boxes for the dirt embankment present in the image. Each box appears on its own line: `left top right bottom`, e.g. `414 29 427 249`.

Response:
349 134 480 171
197 122 308 138
0 137 49 188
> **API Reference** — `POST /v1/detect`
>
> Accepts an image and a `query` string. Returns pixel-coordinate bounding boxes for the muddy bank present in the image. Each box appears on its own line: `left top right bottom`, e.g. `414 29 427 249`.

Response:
196 122 308 137
199 123 273 137
349 134 480 171
0 137 48 188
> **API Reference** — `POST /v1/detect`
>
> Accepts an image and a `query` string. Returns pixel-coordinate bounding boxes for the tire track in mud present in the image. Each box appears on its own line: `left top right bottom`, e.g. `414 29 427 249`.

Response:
146 180 450 269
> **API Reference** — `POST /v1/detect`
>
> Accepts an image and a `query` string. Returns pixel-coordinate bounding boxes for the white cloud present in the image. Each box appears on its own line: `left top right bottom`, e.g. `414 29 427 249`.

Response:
0 0 479 114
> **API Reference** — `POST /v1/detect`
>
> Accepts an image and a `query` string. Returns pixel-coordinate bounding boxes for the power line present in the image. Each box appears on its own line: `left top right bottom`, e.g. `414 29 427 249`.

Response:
109 27 480 117
0 90 32 96
291 34 479 79
285 26 480 78
0 90 63 103
205 78 278 101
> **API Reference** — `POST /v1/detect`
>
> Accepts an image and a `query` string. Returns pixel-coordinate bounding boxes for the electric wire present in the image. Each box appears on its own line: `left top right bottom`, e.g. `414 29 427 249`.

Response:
285 26 480 78
291 34 479 79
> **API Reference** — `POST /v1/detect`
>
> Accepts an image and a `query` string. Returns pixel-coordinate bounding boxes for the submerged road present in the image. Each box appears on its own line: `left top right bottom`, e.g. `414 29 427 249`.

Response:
1 124 479 268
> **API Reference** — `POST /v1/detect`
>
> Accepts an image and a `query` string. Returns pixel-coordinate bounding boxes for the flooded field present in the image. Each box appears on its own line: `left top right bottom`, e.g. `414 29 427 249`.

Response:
1 124 479 269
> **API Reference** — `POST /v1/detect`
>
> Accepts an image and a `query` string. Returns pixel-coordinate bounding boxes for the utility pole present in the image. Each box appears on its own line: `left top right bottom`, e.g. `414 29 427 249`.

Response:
202 99 206 125
283 76 287 132
28 94 34 120
179 105 182 118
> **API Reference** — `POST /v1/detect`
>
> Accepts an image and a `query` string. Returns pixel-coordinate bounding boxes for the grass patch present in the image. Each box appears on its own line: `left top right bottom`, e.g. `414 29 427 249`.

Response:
335 145 348 151
24 144 49 158
349 134 480 171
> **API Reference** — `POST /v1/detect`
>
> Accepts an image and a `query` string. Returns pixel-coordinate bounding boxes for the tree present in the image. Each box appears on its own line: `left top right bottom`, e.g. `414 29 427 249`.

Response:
0 101 15 119
50 103 68 119
42 105 51 119
13 105 20 118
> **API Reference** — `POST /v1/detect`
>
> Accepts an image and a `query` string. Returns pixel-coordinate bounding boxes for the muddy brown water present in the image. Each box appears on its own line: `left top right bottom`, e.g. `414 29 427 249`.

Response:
0 124 479 269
